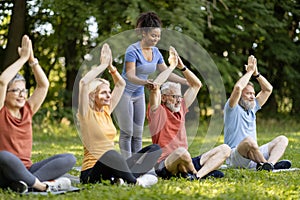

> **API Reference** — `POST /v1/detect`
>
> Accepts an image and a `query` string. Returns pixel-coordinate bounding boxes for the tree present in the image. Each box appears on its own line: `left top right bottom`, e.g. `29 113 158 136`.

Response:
1 0 26 69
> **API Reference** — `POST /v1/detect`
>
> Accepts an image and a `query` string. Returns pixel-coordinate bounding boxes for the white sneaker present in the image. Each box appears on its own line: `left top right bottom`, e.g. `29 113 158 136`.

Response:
116 178 126 186
111 177 126 186
136 174 158 188
43 177 71 192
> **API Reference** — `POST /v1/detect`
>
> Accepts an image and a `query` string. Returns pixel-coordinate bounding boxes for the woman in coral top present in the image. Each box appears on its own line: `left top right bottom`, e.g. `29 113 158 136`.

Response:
78 43 161 187
0 35 76 193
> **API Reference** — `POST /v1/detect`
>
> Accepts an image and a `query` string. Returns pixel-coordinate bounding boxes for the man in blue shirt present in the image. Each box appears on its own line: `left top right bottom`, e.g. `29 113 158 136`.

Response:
224 55 291 171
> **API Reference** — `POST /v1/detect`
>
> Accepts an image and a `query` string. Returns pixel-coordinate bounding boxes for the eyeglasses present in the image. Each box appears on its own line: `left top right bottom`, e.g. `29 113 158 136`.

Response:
7 88 28 96
164 94 183 100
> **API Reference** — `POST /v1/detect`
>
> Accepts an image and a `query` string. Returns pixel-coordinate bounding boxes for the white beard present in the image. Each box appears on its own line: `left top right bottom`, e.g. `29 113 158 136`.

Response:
239 98 255 110
165 102 180 113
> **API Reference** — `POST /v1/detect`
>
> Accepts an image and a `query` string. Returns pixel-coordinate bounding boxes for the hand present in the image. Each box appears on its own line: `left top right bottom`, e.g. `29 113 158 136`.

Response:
100 43 112 66
168 46 178 69
245 55 256 74
17 35 31 61
28 41 35 64
145 79 155 90
177 54 185 70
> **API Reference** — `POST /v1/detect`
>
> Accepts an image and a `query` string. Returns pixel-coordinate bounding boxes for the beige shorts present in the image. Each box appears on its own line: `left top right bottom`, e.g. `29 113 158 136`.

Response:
226 143 270 169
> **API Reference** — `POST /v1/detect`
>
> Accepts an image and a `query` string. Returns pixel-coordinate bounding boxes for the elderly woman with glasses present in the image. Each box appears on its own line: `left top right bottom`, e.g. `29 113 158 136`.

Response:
0 35 76 193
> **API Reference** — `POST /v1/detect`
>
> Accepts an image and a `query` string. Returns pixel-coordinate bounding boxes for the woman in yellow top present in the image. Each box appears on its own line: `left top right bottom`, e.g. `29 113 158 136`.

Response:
77 44 162 187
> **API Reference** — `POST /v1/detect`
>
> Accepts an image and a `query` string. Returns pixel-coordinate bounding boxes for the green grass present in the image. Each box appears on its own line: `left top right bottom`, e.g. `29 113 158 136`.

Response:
0 118 299 200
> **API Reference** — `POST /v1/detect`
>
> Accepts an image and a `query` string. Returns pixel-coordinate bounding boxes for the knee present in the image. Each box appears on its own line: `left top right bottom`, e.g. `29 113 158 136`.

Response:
63 153 76 167
153 144 162 156
119 132 132 140
174 147 191 162
68 154 77 165
219 144 231 157
276 135 289 146
149 144 161 151
0 150 14 163
101 150 122 162
242 137 259 150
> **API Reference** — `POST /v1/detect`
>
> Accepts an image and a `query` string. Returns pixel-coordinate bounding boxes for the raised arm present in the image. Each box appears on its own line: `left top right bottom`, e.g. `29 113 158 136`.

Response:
27 41 49 114
229 55 256 108
78 43 111 116
0 35 31 109
181 60 202 108
157 62 188 85
254 68 273 107
149 46 179 111
153 46 178 85
108 63 126 113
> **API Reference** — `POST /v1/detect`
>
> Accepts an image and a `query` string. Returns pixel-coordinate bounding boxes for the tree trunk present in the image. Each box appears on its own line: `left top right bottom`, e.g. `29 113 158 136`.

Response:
2 0 26 69
64 39 79 108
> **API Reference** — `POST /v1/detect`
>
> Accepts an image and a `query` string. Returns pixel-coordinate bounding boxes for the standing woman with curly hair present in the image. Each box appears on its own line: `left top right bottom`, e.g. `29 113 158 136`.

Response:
114 12 186 158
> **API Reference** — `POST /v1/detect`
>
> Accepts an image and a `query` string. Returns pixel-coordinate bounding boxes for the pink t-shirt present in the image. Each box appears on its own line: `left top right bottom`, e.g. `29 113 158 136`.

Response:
147 101 188 163
0 102 33 168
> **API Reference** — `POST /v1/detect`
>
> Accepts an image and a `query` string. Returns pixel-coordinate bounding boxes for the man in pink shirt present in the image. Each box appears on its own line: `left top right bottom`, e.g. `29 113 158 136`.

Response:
147 52 231 180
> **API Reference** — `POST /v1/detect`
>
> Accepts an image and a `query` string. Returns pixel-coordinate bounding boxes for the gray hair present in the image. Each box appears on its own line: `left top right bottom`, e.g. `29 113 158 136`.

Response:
161 81 181 95
8 73 26 89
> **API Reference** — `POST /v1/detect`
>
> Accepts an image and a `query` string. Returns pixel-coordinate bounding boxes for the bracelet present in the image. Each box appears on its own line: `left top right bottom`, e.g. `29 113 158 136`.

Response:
29 58 39 67
253 72 260 78
180 66 187 72
109 68 117 74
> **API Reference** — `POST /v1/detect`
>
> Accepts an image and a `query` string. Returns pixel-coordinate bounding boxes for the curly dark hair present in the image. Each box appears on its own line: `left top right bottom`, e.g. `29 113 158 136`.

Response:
135 11 162 35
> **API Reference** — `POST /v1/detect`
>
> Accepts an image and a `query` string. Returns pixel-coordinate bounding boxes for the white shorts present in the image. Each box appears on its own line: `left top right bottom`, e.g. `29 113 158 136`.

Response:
226 143 270 169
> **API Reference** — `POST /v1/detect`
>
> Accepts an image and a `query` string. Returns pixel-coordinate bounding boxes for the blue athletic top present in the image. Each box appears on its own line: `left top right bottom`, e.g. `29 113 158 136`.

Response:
121 41 164 97
224 98 261 148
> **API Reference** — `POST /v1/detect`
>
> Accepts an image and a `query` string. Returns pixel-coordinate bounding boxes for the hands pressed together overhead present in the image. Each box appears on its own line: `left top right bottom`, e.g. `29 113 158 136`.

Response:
146 46 185 91
245 55 259 76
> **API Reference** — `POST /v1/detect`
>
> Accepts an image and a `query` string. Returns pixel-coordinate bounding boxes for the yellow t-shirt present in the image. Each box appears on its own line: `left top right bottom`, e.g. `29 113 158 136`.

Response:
77 106 116 171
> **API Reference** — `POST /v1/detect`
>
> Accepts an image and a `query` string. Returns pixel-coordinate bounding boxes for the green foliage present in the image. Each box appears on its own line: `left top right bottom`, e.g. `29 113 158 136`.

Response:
0 0 300 119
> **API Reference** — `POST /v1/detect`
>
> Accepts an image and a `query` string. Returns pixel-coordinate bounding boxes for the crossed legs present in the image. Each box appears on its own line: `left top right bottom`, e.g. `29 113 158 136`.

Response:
164 144 230 179
237 135 288 165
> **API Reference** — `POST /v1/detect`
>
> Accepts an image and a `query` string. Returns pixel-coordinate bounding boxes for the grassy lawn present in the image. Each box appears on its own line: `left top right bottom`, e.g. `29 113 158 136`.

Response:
0 117 299 200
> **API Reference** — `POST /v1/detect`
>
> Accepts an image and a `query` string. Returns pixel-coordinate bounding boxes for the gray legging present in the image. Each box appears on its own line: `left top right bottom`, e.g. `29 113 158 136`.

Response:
0 150 76 188
114 93 145 158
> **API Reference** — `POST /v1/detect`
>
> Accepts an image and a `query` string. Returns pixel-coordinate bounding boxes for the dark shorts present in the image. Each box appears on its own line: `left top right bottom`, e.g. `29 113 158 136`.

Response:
155 155 202 179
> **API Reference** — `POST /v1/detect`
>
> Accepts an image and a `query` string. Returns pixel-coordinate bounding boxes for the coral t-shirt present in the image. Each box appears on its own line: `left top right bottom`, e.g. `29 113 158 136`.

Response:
147 101 188 163
0 102 33 168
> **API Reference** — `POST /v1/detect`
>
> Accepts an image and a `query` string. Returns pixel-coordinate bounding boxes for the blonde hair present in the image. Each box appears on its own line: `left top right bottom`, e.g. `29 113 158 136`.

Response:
88 78 110 109
88 78 110 94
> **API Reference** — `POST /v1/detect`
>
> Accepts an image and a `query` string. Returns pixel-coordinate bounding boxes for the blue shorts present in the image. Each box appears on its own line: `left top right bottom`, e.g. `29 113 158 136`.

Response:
155 155 202 179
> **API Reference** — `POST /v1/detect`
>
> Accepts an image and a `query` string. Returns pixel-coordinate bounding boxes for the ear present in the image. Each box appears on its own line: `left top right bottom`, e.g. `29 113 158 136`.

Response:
161 95 167 103
89 92 95 101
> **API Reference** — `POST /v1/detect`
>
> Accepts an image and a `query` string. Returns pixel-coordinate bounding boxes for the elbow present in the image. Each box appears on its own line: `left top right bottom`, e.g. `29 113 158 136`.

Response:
195 79 202 90
115 77 126 88
0 77 7 88
44 79 50 89
263 84 273 94
79 79 89 88
233 84 243 93
119 78 126 87
267 85 273 93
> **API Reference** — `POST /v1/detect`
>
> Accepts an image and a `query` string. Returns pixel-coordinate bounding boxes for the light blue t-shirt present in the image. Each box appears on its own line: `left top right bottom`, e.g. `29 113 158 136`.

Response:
224 98 261 148
122 41 164 97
